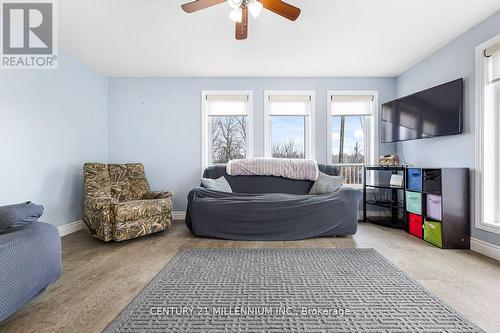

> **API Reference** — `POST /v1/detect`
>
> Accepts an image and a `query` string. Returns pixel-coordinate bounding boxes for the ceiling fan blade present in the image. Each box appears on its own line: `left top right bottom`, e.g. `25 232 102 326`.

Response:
236 7 248 40
181 0 225 13
260 0 301 21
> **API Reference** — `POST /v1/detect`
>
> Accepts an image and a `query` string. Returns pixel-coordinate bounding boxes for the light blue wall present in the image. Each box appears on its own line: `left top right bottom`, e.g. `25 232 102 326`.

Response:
396 11 500 246
108 77 397 210
4 12 500 235
0 51 109 227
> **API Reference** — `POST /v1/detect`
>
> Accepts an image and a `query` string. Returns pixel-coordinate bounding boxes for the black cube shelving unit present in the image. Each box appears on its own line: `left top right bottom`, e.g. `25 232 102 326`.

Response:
406 167 470 249
363 165 406 230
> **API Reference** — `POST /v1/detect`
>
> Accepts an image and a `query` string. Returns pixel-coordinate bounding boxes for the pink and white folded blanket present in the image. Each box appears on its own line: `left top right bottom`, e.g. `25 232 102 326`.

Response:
226 158 319 181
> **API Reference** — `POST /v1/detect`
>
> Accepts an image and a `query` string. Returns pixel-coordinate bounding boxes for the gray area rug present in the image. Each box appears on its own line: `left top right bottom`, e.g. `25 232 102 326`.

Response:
105 249 483 332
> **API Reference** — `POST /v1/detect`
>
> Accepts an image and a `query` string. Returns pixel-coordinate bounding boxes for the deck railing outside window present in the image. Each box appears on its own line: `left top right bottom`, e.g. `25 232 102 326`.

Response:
333 163 364 185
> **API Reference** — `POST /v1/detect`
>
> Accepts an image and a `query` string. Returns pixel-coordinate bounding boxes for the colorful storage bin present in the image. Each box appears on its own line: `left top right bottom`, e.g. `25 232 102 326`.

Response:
426 194 442 221
408 213 423 238
407 168 422 191
423 220 443 248
406 191 422 215
423 169 442 194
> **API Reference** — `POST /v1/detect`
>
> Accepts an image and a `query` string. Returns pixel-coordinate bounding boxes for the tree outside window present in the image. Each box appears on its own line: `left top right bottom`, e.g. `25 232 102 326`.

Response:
271 116 305 159
264 91 315 160
329 93 375 186
210 116 247 164
202 91 252 168
331 115 365 164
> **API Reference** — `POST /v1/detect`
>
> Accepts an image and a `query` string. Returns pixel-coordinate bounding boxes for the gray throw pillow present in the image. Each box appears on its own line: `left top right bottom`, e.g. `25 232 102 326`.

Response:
0 201 44 231
309 172 343 195
201 177 233 193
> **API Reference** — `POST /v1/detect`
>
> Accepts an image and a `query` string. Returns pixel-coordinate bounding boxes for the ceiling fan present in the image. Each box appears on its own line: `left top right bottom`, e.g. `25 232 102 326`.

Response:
181 0 301 40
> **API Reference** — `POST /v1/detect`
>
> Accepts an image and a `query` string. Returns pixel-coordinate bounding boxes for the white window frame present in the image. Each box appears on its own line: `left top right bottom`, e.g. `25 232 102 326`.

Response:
201 90 254 170
327 91 379 188
475 34 500 235
263 90 316 159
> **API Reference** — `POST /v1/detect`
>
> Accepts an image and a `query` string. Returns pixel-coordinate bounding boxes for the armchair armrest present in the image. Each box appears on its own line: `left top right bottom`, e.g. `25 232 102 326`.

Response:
83 196 119 242
142 191 173 200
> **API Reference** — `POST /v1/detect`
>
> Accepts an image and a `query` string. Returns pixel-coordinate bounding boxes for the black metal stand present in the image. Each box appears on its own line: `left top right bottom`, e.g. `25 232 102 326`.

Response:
363 166 407 230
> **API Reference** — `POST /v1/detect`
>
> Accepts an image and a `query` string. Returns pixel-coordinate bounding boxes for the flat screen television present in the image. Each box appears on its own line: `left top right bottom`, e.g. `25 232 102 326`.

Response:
381 78 463 143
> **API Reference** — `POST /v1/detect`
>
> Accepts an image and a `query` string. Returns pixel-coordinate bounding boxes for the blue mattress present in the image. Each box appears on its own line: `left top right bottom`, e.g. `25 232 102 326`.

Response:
0 222 62 322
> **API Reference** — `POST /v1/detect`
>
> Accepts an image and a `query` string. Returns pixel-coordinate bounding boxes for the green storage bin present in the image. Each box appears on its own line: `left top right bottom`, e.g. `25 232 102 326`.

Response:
406 191 422 215
424 220 443 248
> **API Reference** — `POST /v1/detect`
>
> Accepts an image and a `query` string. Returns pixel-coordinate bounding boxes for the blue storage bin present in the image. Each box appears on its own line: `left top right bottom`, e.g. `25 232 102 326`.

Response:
407 168 422 191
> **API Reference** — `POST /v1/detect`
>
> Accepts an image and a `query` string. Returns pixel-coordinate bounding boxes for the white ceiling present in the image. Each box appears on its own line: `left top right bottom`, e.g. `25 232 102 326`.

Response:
59 0 500 77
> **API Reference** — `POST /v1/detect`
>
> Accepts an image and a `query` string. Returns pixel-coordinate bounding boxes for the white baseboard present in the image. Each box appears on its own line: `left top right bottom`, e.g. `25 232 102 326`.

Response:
58 220 85 237
471 237 500 262
172 211 186 221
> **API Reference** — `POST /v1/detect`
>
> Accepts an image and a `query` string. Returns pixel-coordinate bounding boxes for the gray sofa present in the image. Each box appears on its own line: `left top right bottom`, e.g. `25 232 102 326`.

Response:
185 164 361 241
0 222 62 322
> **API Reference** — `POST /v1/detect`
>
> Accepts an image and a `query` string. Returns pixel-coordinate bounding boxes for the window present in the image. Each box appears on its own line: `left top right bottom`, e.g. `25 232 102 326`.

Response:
201 91 253 168
264 91 315 159
475 35 500 234
327 92 378 186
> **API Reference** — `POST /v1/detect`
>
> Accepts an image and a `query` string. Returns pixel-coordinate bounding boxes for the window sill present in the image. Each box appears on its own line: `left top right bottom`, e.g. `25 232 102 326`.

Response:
343 184 377 192
344 184 363 190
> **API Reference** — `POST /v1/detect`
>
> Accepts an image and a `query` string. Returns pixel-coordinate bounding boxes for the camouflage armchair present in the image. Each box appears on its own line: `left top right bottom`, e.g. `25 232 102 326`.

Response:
83 163 173 242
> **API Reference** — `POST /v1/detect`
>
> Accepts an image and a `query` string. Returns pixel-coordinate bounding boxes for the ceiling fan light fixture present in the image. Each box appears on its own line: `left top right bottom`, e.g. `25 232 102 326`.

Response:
227 0 243 10
229 7 242 23
247 0 263 18
181 0 301 40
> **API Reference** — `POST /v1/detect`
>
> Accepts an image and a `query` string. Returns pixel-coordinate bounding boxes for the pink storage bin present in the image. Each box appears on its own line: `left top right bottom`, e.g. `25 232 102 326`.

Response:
426 194 442 221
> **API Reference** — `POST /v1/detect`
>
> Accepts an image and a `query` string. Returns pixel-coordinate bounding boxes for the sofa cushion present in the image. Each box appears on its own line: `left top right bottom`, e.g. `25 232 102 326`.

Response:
114 199 172 223
201 177 233 193
309 172 343 195
186 186 361 241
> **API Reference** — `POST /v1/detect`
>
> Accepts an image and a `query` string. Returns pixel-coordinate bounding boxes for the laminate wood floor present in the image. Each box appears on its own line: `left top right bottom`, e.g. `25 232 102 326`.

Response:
1 221 499 333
